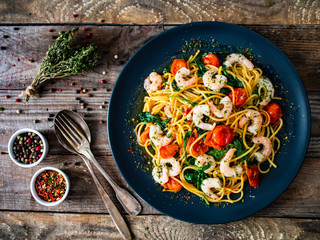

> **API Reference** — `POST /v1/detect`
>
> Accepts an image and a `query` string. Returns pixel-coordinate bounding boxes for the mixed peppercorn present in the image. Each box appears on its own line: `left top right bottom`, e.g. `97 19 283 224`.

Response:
13 132 43 164
35 170 66 202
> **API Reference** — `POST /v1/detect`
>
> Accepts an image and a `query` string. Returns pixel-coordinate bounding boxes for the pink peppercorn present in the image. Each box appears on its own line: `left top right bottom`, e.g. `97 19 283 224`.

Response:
83 28 88 31
15 99 19 102
27 138 31 144
38 154 42 158
48 29 53 32
35 146 40 152
29 158 32 163
88 93 92 97
87 33 92 37
72 14 77 18
100 80 105 84
100 120 104 124
5 95 9 99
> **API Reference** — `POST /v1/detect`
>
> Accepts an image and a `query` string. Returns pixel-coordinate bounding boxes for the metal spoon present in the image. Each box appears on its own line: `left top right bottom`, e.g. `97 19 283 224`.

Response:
53 110 142 216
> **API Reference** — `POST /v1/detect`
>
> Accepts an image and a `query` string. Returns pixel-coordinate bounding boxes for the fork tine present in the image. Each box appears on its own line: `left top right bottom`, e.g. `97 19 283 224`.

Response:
54 119 78 150
61 113 87 141
55 116 81 145
58 114 83 144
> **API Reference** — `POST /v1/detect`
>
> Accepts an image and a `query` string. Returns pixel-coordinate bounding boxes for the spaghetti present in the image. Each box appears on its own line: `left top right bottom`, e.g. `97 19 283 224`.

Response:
135 50 283 204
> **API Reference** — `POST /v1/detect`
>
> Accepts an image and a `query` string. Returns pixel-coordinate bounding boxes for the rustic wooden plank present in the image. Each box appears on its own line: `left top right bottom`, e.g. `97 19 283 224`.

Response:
0 0 319 25
0 152 319 217
0 90 319 157
0 25 319 92
0 212 319 239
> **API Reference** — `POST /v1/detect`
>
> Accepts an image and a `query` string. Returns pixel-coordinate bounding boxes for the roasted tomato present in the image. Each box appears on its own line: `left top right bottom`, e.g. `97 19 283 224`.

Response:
181 106 191 116
186 130 210 157
204 125 234 149
162 177 183 192
170 59 188 75
246 165 260 187
228 88 248 107
201 53 220 67
264 103 283 125
139 127 150 145
160 144 179 159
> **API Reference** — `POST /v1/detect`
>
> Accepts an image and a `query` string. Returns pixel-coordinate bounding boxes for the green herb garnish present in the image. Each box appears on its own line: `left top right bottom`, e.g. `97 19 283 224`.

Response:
169 96 197 107
139 112 171 130
21 27 99 102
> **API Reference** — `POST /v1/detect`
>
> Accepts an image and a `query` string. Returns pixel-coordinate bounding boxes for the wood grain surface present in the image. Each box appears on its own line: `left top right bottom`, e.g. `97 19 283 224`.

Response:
0 24 319 239
1 212 320 240
0 0 319 25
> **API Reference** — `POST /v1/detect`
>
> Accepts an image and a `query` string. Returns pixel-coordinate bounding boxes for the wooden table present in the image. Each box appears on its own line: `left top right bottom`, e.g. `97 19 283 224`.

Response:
0 1 319 239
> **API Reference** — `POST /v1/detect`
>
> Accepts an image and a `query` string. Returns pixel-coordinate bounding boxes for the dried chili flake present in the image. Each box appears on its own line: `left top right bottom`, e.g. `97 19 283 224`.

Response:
35 170 66 202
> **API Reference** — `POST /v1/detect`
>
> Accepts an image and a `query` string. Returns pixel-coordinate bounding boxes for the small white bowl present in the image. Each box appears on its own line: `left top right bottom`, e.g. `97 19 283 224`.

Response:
30 166 70 206
8 128 49 168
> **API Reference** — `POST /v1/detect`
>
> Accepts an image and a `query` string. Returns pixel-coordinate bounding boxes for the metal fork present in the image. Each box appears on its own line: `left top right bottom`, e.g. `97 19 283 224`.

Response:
54 113 141 239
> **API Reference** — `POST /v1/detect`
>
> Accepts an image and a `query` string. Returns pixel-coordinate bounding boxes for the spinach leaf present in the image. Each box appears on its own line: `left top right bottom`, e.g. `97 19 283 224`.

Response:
229 138 249 162
163 63 172 74
169 96 197 107
207 148 228 159
222 65 243 88
220 87 231 95
139 112 171 130
172 80 180 92
184 169 208 190
193 52 208 77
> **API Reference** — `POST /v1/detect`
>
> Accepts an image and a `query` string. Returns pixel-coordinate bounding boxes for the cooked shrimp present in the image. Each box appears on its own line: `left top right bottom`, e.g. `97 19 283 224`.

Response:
257 76 274 106
239 110 262 135
223 53 254 71
152 165 169 184
208 96 233 118
192 104 216 131
164 105 174 118
195 154 216 173
144 72 162 94
149 124 173 146
160 157 181 177
175 67 198 89
203 70 227 92
201 178 222 199
220 148 243 177
252 137 272 162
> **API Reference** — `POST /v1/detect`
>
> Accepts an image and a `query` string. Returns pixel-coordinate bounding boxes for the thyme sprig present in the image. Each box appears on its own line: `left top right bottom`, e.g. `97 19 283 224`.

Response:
21 27 99 102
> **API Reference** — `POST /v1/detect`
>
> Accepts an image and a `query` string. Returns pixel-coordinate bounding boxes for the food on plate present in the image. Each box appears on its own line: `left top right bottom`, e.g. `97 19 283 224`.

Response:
135 50 283 204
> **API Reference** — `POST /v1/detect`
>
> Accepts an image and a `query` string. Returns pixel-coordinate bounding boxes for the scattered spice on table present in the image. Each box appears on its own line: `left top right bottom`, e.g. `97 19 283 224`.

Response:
35 170 66 202
13 132 43 164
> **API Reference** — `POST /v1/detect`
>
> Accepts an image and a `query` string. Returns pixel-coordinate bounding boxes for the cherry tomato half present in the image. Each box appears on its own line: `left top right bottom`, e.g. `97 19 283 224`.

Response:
264 103 283 125
139 127 150 145
170 59 188 75
160 144 179 159
181 106 191 116
246 165 260 187
204 125 234 149
228 88 248 107
186 130 210 157
162 177 183 192
201 54 220 67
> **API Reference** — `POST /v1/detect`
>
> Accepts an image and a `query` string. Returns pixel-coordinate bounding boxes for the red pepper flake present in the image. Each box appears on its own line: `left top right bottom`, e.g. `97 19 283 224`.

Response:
100 80 105 84
186 196 190 200
35 170 66 202
100 120 104 124
72 14 78 18
128 149 133 152
80 73 84 76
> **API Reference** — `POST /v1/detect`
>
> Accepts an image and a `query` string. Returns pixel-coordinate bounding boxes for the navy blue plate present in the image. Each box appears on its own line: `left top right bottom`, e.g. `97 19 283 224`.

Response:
108 22 310 224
